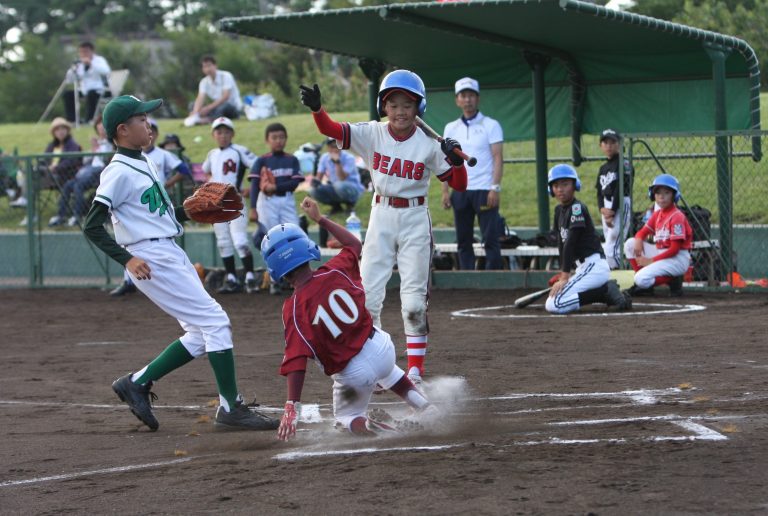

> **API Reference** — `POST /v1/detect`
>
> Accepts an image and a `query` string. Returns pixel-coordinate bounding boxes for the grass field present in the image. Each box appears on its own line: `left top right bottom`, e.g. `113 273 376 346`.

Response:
1 93 766 229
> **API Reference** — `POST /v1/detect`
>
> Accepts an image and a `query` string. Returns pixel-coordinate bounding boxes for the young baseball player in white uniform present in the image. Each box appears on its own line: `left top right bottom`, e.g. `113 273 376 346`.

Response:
203 116 259 294
110 119 193 298
300 70 468 384
83 95 278 432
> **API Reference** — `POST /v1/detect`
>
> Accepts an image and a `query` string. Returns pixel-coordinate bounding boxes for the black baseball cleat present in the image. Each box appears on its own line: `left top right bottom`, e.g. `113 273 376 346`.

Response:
245 278 259 294
605 280 632 311
217 278 243 294
112 374 159 431
669 276 684 297
110 281 137 297
624 285 655 297
214 400 279 431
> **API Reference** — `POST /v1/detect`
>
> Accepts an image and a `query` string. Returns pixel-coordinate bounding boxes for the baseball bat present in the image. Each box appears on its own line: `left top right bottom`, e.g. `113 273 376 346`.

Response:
514 287 552 309
415 116 477 167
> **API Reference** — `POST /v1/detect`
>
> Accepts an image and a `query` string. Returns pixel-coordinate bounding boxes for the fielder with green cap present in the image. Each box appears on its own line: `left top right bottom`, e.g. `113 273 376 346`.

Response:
83 95 278 432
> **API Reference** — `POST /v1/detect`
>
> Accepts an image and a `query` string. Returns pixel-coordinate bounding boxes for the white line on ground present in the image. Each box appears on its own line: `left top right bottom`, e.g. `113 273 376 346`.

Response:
0 457 194 488
75 341 131 346
451 302 706 319
273 444 464 461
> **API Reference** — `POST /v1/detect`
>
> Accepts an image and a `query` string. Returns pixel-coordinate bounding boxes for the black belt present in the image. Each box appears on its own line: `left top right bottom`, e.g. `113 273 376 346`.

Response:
368 327 376 340
149 237 174 242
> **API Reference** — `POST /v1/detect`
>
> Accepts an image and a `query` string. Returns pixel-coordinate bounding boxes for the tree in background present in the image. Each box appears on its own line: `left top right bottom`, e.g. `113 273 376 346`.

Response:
630 0 766 81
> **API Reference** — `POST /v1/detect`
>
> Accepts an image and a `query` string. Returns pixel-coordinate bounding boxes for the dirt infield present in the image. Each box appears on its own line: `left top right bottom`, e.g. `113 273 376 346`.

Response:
2 288 768 514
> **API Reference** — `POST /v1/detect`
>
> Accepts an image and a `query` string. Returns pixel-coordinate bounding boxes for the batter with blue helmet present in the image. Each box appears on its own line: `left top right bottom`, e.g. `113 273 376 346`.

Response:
299 70 468 385
546 164 631 314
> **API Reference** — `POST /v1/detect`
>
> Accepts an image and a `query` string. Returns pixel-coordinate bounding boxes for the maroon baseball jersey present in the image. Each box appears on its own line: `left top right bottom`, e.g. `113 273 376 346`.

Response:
280 247 373 376
645 206 693 250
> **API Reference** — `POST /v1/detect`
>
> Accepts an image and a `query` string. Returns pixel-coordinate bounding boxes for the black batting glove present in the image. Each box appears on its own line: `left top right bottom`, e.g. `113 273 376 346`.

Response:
299 84 322 112
441 137 464 166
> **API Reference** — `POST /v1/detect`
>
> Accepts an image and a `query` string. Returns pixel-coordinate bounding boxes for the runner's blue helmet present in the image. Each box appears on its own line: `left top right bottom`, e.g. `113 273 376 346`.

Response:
648 173 681 202
377 70 427 117
547 164 581 197
261 223 320 280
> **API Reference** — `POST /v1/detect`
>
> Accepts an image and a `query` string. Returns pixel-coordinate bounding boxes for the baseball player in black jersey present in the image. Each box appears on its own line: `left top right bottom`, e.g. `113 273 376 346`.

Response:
546 164 631 314
596 129 633 269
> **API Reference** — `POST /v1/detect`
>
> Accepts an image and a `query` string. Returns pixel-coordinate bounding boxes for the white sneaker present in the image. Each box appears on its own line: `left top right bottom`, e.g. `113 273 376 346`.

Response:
183 113 200 127
407 372 423 387
48 215 63 227
10 196 27 208
18 216 27 226
66 216 78 227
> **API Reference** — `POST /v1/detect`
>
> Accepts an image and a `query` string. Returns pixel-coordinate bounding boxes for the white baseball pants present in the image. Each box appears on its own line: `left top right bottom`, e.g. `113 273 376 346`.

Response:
213 205 250 258
125 238 233 355
545 253 611 314
602 197 631 269
624 238 691 289
361 203 432 335
331 328 404 430
256 193 299 232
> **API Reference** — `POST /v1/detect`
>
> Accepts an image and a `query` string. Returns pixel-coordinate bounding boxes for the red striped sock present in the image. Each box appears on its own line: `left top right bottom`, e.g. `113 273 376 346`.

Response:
629 258 640 272
406 335 427 376
654 276 672 286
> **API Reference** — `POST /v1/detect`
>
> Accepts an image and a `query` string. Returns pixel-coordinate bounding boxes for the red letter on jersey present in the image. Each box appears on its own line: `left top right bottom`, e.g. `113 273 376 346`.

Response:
414 162 425 180
402 160 414 179
372 152 381 171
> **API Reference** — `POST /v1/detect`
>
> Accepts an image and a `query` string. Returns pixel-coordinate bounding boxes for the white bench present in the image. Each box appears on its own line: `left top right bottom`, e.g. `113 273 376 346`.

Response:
434 243 558 270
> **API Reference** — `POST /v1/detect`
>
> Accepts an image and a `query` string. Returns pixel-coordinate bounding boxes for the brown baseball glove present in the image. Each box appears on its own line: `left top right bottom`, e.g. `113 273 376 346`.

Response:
183 182 244 224
259 166 276 194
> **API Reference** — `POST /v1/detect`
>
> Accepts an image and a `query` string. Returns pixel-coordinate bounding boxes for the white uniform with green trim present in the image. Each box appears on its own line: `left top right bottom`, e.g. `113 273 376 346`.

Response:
95 154 233 354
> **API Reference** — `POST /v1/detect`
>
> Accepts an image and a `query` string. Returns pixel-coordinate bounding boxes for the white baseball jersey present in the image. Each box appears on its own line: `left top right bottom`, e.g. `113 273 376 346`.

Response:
443 112 503 190
95 154 182 245
203 144 257 188
145 146 182 183
340 122 451 198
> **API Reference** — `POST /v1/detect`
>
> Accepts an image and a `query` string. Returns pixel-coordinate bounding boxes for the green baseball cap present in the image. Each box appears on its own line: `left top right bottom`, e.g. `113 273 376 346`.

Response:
103 95 163 140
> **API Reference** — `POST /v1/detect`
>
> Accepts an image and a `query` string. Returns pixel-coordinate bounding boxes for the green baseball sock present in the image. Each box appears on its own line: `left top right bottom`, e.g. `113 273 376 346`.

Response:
132 339 194 384
207 349 239 411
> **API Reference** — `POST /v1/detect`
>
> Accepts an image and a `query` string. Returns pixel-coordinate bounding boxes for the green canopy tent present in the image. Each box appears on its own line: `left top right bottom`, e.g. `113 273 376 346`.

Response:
221 0 761 233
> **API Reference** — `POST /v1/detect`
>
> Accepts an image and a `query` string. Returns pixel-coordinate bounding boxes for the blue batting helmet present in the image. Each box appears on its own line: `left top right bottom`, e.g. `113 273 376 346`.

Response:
377 70 426 117
648 174 681 202
547 164 581 197
260 223 320 280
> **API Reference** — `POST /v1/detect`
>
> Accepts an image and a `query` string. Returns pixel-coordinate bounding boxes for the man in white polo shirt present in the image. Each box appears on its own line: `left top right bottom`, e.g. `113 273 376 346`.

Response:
184 55 243 127
442 77 505 270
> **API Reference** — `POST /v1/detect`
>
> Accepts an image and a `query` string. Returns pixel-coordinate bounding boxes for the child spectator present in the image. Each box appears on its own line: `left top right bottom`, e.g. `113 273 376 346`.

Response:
49 116 113 227
624 174 692 297
262 197 439 440
546 164 631 314
203 117 259 294
248 122 304 295
158 134 193 190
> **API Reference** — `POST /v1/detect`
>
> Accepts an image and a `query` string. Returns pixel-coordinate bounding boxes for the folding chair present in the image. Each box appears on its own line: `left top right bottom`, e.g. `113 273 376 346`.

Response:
96 69 130 115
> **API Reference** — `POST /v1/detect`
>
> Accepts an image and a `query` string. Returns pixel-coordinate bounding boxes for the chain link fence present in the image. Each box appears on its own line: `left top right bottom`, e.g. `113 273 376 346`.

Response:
624 130 767 285
0 151 195 288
